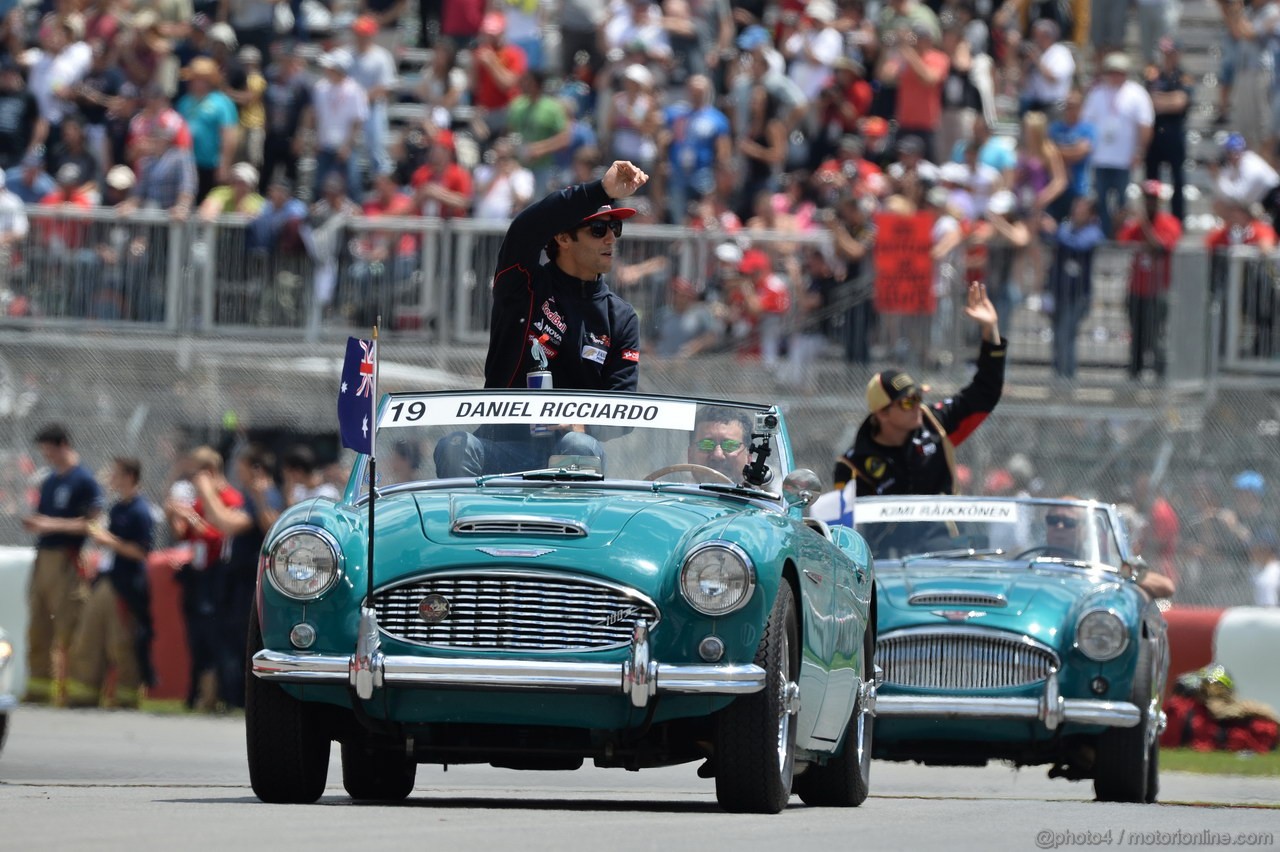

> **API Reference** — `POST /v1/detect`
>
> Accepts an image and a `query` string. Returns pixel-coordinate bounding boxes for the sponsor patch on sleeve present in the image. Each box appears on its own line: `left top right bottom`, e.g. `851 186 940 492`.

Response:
622 349 640 362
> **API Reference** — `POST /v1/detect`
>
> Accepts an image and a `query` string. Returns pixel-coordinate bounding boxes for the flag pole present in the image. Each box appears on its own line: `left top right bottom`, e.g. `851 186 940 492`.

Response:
367 320 379 607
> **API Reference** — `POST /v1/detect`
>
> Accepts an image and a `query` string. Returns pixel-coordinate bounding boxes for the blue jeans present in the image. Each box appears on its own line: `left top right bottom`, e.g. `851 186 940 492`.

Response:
1052 293 1090 378
434 430 606 478
1093 167 1132 239
364 103 391 178
314 148 364 203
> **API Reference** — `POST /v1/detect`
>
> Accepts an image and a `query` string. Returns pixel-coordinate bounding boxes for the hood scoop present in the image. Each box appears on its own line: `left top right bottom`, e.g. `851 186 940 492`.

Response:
908 590 1008 608
451 515 587 537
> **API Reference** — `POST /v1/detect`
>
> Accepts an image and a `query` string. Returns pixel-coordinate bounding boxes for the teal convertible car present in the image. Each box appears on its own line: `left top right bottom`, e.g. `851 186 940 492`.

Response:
855 495 1168 803
246 390 876 813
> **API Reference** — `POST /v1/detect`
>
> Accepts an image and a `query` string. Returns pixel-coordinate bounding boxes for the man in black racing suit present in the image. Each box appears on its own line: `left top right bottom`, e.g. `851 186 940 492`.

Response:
833 281 1007 498
435 160 650 477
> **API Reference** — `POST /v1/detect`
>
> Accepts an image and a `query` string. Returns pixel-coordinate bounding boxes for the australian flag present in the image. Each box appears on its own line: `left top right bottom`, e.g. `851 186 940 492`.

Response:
338 336 376 455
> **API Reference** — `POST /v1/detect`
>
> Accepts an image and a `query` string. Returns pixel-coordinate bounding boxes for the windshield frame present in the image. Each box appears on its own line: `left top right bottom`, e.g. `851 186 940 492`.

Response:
344 389 793 504
853 495 1133 572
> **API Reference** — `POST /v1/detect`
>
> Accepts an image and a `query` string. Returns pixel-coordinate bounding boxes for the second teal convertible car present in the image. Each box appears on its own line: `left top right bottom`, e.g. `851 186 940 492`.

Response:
246 390 876 813
855 496 1168 803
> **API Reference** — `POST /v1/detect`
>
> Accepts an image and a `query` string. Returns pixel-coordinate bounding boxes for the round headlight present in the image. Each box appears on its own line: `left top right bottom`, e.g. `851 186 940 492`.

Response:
680 542 755 616
1075 609 1129 661
268 528 342 600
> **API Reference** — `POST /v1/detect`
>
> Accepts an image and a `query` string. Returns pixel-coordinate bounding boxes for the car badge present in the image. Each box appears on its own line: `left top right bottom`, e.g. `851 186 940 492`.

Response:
476 547 556 557
933 610 987 622
597 605 640 628
419 594 450 624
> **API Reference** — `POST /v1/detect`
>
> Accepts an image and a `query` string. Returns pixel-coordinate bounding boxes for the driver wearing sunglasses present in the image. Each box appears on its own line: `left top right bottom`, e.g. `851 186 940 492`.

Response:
1043 506 1085 556
687 407 753 481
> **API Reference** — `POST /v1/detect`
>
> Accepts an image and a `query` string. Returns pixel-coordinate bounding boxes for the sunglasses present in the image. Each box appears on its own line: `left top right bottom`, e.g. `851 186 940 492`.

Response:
894 395 924 411
1045 514 1079 529
582 219 623 239
695 438 744 453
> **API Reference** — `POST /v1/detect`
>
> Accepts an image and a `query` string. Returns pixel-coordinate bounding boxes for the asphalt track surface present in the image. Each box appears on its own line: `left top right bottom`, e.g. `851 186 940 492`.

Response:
0 707 1276 851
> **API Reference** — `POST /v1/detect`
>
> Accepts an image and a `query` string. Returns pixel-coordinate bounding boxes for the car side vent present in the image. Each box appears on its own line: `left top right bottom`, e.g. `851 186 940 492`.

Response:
907 591 1008 608
452 516 587 537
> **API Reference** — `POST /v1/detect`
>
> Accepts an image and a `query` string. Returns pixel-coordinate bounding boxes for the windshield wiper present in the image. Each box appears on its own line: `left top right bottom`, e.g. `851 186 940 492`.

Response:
901 547 1007 565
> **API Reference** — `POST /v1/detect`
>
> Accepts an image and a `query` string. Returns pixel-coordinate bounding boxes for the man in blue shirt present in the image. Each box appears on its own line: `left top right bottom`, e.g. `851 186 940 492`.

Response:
176 56 240 201
65 457 155 709
21 423 103 704
661 74 731 224
1047 88 1096 221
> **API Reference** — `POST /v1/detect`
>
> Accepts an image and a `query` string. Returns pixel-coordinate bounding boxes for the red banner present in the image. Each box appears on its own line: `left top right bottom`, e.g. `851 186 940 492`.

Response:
873 212 937 315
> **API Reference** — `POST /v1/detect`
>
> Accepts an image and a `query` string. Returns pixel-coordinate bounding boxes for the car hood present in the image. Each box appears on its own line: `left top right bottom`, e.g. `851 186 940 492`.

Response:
414 488 738 547
877 562 1124 627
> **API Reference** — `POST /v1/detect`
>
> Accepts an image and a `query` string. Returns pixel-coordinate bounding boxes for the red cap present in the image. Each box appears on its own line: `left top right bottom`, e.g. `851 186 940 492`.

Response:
579 204 637 225
739 249 772 276
1141 179 1162 197
480 12 505 35
352 15 378 36
861 116 889 139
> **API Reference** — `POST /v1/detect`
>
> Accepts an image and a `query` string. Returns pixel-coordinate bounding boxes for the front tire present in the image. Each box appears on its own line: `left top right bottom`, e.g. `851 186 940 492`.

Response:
1094 639 1157 803
245 612 331 803
341 741 417 801
795 629 873 807
714 581 799 814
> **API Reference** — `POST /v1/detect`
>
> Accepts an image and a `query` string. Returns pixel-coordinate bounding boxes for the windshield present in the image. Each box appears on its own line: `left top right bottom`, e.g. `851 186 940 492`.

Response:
854 497 1124 569
349 391 790 496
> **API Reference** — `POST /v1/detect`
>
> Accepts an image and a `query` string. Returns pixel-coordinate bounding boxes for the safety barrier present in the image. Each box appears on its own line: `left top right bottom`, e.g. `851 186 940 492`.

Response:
0 546 193 703
1163 606 1280 716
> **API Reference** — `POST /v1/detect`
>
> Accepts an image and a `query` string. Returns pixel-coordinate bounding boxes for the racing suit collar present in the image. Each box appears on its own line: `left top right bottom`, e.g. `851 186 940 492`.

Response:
549 262 606 299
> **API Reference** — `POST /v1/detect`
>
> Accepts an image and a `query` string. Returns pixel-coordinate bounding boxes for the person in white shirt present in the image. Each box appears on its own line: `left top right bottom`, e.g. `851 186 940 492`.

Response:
23 16 92 145
0 169 27 302
1081 53 1154 237
781 0 843 102
1210 132 1280 226
303 50 368 201
1019 20 1074 116
472 135 535 220
350 16 397 178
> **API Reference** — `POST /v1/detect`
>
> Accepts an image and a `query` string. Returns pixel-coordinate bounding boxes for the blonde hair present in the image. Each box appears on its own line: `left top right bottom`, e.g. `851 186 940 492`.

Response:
189 445 223 473
1021 111 1054 161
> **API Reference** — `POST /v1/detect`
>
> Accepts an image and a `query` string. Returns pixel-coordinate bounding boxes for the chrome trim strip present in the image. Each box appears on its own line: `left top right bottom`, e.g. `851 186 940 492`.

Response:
252 650 766 697
0 695 17 711
451 515 587 537
874 694 1141 728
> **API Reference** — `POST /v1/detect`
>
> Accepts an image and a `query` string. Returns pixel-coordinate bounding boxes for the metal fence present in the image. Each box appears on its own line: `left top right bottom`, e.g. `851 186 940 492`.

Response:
5 206 1241 375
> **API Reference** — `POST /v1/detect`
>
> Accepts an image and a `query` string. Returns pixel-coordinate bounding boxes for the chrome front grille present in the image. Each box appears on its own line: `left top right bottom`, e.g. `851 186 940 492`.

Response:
908 591 1007 608
877 627 1059 690
372 571 659 651
451 516 586 537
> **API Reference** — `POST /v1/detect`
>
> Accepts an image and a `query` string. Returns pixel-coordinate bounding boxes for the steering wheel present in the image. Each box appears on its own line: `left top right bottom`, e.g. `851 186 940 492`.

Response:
643 463 735 484
1013 545 1079 561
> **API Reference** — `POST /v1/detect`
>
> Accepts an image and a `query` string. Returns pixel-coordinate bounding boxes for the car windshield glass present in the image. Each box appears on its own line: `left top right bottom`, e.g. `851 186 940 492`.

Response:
854 498 1122 569
349 391 788 496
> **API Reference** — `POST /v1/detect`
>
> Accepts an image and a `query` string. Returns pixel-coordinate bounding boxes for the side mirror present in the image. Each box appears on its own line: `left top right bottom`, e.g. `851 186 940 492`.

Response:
1124 554 1150 582
782 469 823 508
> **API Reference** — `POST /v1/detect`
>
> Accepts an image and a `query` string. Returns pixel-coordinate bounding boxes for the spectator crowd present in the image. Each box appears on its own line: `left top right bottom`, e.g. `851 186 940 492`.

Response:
0 0 1276 372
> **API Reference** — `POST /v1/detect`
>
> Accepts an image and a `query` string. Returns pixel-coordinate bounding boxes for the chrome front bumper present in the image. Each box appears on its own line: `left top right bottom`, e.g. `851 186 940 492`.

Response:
252 616 765 710
874 676 1141 730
